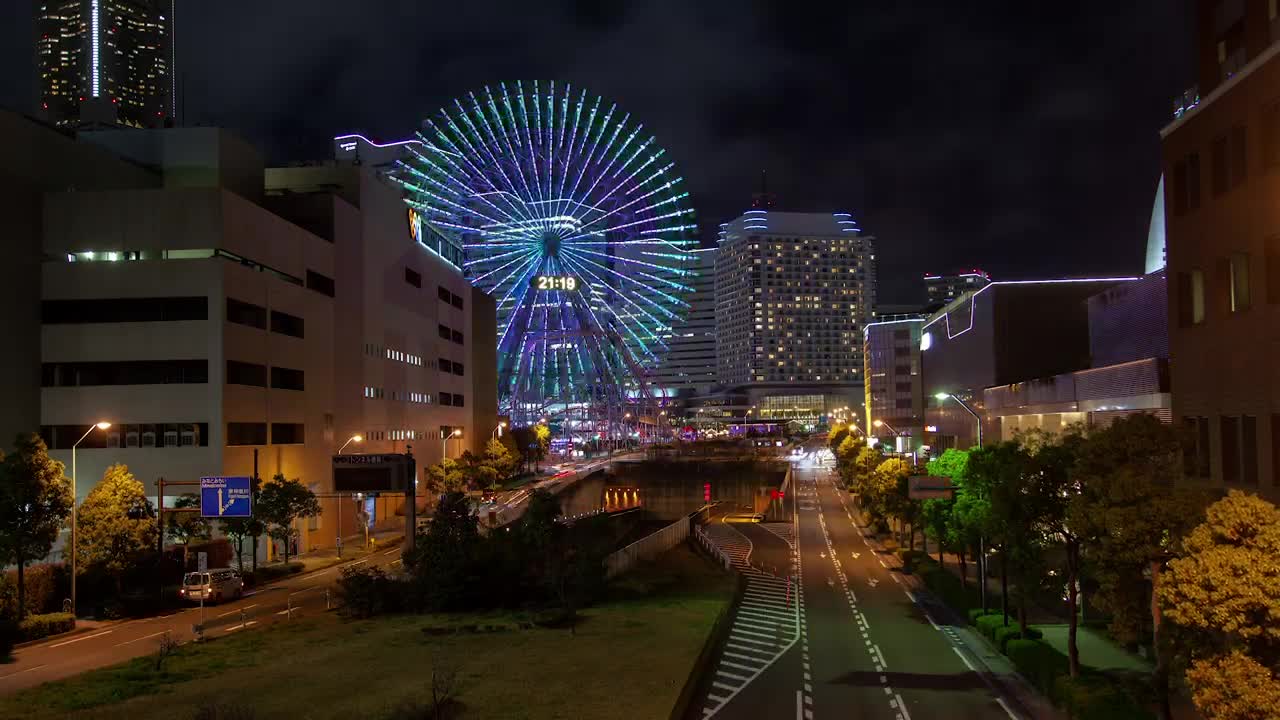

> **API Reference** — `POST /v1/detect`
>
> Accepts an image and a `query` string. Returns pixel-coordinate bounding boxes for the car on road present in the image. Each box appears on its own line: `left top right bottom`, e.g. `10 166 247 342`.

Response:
179 568 243 603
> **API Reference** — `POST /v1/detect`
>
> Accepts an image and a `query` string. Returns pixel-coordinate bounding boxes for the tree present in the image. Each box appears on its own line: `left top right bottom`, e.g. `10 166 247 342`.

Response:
219 516 263 573
532 424 551 465
256 475 321 566
835 434 864 466
1069 413 1206 717
0 435 73 619
828 426 851 453
425 458 470 496
1020 426 1087 676
165 494 210 570
1160 490 1280 719
404 491 484 611
1182 650 1280 720
76 464 157 594
922 448 970 569
967 441 1037 628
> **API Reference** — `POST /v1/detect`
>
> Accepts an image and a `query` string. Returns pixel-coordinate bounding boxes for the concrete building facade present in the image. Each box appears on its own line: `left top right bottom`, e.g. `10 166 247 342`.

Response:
1162 0 1280 500
653 247 718 398
863 316 925 451
12 120 495 556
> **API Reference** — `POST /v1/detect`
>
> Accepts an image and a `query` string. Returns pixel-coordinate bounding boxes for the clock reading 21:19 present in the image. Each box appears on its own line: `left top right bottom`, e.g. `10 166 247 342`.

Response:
532 275 581 292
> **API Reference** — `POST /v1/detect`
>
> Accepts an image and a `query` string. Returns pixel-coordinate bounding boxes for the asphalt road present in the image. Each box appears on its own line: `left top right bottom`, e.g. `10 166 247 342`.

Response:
0 546 405 694
705 461 1020 720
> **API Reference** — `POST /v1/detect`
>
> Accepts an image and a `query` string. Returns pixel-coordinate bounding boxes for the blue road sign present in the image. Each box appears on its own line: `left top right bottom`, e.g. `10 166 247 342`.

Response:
200 476 253 518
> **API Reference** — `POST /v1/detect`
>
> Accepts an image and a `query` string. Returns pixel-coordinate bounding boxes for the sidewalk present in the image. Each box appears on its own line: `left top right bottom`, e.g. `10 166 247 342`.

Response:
260 527 404 574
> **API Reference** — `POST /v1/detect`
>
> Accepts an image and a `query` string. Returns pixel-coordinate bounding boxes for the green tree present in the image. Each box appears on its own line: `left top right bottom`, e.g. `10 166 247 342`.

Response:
404 491 484 610
165 493 210 570
0 435 73 619
76 464 157 595
1160 490 1280 719
828 426 851 453
425 458 470 496
967 442 1037 627
835 434 864 466
922 448 970 569
1069 413 1205 717
219 516 263 573
256 475 321 566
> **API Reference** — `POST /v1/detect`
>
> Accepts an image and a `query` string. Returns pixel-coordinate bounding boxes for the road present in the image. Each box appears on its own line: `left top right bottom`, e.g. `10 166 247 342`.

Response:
0 546 405 694
698 459 1021 720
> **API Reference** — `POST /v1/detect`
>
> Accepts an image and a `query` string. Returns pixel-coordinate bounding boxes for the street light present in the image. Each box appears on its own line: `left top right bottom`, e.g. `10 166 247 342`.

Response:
71 421 111 615
872 419 900 435
338 434 363 454
491 421 507 439
934 392 982 448
442 428 462 459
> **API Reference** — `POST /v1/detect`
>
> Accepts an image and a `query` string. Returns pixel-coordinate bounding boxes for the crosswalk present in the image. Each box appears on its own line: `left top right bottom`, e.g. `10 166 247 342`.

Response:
698 522 800 718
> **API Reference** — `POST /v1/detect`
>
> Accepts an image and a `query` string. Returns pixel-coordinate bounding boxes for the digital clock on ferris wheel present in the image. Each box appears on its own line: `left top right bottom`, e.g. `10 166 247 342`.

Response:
531 275 581 292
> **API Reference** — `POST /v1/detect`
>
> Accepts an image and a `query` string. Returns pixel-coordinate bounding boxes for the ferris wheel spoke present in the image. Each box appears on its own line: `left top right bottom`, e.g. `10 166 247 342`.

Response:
485 86 539 213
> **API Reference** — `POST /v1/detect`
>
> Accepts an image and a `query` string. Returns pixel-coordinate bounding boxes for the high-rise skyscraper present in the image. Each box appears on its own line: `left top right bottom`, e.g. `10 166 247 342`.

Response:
923 270 990 310
36 0 173 128
653 247 718 397
715 211 875 422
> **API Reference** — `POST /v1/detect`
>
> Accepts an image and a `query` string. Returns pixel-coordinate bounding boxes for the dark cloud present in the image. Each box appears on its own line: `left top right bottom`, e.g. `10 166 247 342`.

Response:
0 0 1193 302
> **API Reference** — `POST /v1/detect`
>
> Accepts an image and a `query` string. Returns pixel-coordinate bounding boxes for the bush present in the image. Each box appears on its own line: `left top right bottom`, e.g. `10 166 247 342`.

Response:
967 607 988 625
1005 638 1069 697
17 612 75 642
916 559 982 616
243 562 303 587
0 616 17 659
336 566 405 619
0 564 71 618
975 613 1012 642
1054 674 1154 720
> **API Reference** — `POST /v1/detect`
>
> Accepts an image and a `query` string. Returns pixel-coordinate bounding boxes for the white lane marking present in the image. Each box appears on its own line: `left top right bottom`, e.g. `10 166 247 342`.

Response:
113 631 167 647
859 612 869 627
381 548 397 556
795 690 802 720
0 665 45 680
952 646 978 673
218 603 257 618
874 644 887 668
49 630 112 648
721 659 762 672
924 613 941 631
996 697 1020 719
222 620 258 633
716 668 750 682
729 634 779 649
878 558 886 567
896 693 913 720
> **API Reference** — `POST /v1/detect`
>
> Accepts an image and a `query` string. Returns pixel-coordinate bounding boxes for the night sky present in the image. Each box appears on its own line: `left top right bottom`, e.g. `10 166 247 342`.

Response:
0 1 1194 303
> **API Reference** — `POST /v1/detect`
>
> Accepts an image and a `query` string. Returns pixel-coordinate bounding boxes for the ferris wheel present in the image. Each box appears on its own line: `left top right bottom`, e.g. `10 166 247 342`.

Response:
394 81 697 423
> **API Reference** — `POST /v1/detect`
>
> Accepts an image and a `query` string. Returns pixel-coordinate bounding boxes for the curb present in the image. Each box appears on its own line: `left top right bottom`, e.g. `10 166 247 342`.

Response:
13 623 93 651
668 552 748 720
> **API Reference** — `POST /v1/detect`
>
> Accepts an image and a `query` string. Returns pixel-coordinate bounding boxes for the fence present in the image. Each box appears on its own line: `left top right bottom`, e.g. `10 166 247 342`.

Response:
693 526 733 571
604 516 691 578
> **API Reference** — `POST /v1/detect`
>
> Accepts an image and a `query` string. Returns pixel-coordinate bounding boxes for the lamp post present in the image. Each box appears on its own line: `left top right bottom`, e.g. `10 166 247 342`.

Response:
335 435 362 558
71 421 111 616
933 392 982 448
442 428 462 460
491 421 507 440
935 391 987 610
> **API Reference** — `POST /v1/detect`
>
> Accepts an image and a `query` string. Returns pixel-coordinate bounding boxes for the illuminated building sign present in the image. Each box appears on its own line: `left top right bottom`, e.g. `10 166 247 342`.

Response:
408 208 421 243
531 275 581 292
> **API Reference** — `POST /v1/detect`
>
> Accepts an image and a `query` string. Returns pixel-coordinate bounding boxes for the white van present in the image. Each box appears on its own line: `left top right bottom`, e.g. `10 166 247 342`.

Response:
179 569 243 603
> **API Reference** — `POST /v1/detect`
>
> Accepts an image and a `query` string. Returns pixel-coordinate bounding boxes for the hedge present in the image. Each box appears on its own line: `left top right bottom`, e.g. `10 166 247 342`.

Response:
1054 673 1153 720
916 559 982 616
244 562 303 586
18 612 75 642
1006 638 1069 697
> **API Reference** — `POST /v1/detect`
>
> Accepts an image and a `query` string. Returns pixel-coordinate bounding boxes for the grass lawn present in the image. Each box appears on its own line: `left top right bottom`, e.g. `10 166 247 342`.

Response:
0 544 733 720
1033 623 1153 673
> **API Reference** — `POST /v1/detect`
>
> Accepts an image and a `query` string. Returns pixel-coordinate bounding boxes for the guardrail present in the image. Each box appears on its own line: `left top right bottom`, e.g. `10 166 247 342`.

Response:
604 516 691 579
693 525 733 572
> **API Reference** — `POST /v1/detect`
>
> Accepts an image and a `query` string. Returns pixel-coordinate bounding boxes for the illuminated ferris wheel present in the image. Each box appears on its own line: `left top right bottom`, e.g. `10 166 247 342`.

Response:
393 81 697 422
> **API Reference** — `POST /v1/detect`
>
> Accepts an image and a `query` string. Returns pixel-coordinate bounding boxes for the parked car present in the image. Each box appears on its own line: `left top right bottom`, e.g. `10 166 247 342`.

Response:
179 568 243 603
